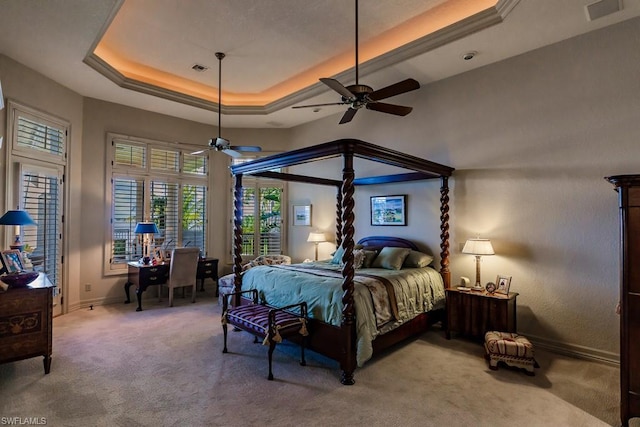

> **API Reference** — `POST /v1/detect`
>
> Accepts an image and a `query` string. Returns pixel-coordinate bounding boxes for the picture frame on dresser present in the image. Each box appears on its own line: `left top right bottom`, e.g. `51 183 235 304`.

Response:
1 249 23 273
496 275 511 295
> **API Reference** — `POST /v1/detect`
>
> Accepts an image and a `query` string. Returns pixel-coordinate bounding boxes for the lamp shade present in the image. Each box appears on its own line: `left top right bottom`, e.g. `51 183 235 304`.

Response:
0 210 36 226
134 222 159 234
307 232 326 243
462 238 495 255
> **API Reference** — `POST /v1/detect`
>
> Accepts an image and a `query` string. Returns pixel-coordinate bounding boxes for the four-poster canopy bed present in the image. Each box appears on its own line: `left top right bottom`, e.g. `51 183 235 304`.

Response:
229 139 454 384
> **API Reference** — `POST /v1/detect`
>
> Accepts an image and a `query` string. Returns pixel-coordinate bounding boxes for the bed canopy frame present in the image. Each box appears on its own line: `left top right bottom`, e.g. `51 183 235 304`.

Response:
230 138 454 384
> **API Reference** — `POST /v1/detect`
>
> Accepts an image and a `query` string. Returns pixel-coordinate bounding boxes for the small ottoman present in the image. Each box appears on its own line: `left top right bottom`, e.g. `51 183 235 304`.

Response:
484 331 537 376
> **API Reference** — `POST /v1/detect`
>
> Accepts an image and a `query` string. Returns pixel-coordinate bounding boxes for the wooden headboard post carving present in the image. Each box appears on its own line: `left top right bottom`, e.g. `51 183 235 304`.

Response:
232 173 244 305
439 176 451 289
336 188 343 248
340 151 356 385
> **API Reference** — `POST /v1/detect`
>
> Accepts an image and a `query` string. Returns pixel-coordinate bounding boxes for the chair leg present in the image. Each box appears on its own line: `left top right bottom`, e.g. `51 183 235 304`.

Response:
222 322 228 353
169 287 174 307
268 341 276 381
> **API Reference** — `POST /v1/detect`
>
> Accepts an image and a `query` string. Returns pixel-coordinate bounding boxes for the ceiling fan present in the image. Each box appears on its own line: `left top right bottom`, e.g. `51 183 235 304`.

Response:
292 0 420 124
192 52 261 157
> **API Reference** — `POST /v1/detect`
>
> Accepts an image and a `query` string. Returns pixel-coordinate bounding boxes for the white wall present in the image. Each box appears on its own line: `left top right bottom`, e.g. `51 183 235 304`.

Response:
286 18 640 362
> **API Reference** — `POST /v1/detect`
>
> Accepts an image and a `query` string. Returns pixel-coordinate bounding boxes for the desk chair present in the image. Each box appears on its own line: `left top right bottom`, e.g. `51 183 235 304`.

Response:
167 247 200 307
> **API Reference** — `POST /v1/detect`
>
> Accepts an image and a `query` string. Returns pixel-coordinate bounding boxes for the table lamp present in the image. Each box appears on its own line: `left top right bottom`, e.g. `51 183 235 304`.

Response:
0 209 37 251
134 222 159 265
307 231 326 261
462 237 495 290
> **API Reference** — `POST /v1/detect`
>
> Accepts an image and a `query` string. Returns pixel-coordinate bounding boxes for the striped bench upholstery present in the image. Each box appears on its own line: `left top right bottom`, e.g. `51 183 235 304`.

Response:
222 289 308 380
484 331 537 375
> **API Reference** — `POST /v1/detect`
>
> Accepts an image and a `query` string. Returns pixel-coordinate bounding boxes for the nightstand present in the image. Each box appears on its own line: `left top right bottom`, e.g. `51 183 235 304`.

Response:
196 257 218 294
445 288 518 340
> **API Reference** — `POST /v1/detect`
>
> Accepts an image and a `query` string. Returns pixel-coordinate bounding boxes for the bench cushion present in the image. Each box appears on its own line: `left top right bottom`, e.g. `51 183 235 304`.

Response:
225 303 306 344
485 331 534 358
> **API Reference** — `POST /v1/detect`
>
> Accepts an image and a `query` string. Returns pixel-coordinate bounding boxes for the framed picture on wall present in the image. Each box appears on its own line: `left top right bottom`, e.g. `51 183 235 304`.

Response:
292 204 311 226
370 195 407 226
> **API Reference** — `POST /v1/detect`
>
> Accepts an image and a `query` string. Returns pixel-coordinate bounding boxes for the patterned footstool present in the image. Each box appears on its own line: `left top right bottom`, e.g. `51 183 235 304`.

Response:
484 331 537 376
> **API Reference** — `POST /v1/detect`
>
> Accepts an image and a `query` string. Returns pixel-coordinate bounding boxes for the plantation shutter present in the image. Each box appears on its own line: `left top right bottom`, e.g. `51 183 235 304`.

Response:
259 187 282 255
150 180 179 250
21 168 62 287
16 114 65 157
182 184 206 253
112 177 145 263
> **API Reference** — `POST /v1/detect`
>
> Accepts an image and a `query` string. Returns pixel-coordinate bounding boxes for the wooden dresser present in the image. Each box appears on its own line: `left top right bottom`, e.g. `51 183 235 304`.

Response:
606 174 640 427
0 273 54 374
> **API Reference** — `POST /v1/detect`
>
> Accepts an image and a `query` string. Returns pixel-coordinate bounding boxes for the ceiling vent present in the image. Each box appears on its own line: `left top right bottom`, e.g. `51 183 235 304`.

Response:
585 0 622 21
191 64 209 72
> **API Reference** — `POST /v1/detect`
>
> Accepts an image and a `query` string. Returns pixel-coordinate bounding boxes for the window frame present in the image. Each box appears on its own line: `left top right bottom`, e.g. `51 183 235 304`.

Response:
226 155 287 264
105 133 209 275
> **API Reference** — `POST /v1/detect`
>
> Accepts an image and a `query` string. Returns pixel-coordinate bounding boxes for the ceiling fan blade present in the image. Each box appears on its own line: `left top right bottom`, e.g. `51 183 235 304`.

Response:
190 149 209 155
366 102 413 116
339 108 358 124
223 149 243 158
292 101 349 109
229 145 262 152
368 78 420 101
320 78 356 99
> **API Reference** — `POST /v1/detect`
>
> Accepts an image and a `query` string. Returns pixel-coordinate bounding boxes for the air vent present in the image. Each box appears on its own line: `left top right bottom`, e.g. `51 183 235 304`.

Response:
585 0 622 21
191 64 209 72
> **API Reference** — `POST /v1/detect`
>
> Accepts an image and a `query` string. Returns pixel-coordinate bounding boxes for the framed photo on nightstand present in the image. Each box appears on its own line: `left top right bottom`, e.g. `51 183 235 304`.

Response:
496 275 512 295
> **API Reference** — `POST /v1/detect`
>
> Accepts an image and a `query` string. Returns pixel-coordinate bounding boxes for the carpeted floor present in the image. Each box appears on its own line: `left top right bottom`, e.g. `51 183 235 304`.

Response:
0 287 625 426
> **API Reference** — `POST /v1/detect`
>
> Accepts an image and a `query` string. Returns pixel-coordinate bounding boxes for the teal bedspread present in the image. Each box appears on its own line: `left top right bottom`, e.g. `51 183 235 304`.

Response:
240 261 445 366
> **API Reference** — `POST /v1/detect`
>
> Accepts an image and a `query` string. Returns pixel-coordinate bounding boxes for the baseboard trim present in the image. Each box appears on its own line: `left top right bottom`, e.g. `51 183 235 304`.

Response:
527 333 619 367
68 295 128 312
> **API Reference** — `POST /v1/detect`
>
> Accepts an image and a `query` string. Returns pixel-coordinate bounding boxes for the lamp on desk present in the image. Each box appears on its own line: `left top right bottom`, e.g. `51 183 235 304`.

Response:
307 231 326 261
462 237 494 290
134 222 159 265
0 209 37 251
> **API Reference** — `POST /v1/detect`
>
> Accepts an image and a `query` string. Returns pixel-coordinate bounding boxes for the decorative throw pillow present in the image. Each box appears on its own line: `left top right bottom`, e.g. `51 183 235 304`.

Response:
331 246 345 264
352 249 366 269
372 247 411 270
402 250 434 268
361 250 378 268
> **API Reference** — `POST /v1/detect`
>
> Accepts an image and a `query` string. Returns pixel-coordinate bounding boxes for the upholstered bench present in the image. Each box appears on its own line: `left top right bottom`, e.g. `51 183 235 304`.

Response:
221 289 308 380
484 331 537 376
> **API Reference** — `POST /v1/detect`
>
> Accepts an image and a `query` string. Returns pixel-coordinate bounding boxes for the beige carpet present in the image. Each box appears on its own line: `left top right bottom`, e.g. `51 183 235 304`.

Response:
0 287 625 426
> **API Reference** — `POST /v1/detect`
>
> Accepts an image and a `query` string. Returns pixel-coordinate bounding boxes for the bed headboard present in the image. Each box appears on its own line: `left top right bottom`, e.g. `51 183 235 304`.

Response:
357 236 418 251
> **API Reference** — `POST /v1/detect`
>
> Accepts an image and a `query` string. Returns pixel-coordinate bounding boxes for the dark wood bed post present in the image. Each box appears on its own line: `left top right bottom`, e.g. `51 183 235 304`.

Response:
335 188 343 248
232 173 244 306
439 176 451 289
340 152 357 385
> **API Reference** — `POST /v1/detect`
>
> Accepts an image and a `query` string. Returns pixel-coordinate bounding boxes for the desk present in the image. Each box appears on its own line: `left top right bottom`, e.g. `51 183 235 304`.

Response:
0 273 54 374
124 263 169 311
124 258 219 311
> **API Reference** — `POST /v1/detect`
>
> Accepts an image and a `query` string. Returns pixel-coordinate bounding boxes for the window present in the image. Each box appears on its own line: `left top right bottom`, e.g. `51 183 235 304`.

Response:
107 134 208 273
6 101 67 316
230 157 285 261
